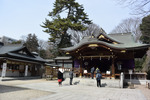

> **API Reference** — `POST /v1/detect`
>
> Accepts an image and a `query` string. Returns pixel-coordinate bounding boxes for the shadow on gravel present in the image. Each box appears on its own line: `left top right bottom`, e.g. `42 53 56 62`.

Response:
0 84 29 93
1 77 41 81
101 83 107 87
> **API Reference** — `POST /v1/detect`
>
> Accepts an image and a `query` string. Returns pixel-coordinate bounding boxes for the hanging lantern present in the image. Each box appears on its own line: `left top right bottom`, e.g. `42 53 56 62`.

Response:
99 57 101 60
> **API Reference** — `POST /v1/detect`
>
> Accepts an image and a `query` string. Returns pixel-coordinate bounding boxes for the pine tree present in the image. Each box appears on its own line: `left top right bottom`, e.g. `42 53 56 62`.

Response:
25 34 39 52
41 0 92 49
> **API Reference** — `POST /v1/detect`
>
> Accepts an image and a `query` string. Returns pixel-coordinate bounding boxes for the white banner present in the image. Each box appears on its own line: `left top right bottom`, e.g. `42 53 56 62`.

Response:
1 63 7 77
25 65 28 76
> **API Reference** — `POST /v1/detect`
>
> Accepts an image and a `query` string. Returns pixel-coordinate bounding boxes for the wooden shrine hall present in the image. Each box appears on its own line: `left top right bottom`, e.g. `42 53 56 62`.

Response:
0 43 47 77
61 32 150 79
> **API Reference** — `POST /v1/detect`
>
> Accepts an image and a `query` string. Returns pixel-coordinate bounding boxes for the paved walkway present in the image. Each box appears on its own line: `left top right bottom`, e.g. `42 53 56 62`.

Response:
0 77 149 100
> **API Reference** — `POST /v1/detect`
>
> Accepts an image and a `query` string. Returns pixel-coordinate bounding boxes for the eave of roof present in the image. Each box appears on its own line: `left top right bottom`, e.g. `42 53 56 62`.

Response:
54 56 72 60
0 57 44 64
6 52 47 63
45 63 62 67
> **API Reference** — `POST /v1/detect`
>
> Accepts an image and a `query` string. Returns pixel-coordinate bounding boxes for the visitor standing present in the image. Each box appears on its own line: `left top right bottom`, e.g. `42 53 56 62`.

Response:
96 71 102 87
69 69 74 85
96 67 100 73
91 67 95 79
57 69 63 86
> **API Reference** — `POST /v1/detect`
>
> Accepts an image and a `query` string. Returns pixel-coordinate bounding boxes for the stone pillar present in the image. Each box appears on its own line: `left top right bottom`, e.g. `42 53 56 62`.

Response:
111 57 115 79
120 72 124 88
25 65 28 77
1 62 7 78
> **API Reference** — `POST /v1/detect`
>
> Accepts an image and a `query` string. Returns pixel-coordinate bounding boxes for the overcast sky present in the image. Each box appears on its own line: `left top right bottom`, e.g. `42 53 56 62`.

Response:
0 0 137 41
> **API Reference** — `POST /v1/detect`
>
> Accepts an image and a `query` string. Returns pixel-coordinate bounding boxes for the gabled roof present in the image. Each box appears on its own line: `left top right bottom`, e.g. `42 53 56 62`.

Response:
61 32 150 52
97 33 122 44
0 44 47 63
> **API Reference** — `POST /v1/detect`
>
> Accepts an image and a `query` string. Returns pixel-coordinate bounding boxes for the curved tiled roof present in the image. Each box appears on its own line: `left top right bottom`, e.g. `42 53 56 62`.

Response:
61 33 150 52
0 45 47 63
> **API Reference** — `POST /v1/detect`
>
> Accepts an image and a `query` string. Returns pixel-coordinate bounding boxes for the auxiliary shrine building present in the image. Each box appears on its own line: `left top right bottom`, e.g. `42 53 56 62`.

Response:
61 32 150 79
0 43 46 77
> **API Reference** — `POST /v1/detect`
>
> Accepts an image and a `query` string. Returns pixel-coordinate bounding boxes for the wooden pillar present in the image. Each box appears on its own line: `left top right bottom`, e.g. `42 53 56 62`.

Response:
72 60 74 69
79 59 83 77
111 57 115 78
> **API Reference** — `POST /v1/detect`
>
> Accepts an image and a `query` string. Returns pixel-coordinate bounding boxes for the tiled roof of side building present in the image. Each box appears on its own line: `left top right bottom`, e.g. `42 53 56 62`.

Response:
0 44 23 54
0 45 47 63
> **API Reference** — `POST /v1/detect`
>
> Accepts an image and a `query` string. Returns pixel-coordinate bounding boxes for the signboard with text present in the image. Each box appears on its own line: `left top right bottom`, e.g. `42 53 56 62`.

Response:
1 63 7 77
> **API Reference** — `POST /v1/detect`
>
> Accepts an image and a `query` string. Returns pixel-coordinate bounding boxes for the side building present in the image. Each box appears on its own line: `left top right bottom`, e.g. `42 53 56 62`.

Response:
0 43 47 77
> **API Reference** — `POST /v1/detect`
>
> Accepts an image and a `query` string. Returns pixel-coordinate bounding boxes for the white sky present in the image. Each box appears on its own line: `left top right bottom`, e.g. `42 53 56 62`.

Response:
0 0 137 41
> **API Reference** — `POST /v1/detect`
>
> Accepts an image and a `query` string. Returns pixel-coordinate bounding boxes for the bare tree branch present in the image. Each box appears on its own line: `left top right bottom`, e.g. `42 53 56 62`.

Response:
110 17 142 42
116 0 150 16
69 23 102 45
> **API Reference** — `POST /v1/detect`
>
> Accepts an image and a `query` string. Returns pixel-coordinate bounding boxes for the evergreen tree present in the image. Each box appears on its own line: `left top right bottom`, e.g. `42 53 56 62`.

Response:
140 15 150 44
41 0 92 49
25 33 39 52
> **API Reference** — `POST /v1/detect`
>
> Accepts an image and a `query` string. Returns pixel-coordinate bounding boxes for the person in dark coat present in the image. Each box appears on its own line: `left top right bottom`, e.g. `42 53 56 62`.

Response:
57 69 63 86
96 71 102 87
91 67 95 79
69 69 74 85
96 67 100 73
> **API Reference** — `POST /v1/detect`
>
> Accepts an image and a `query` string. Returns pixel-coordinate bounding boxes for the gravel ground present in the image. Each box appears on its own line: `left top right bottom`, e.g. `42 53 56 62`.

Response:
0 78 54 100
134 85 150 100
0 89 54 100
0 78 150 100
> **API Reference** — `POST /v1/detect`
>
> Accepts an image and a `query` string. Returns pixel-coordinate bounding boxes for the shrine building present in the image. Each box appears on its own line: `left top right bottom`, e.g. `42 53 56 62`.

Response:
61 32 150 79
